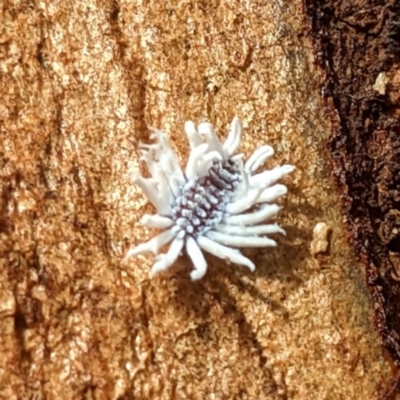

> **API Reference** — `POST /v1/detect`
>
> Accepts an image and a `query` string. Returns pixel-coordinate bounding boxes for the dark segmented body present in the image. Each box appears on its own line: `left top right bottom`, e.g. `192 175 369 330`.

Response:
170 159 242 236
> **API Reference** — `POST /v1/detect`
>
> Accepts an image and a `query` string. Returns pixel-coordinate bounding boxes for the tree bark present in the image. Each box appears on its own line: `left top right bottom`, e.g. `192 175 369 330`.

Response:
0 0 397 398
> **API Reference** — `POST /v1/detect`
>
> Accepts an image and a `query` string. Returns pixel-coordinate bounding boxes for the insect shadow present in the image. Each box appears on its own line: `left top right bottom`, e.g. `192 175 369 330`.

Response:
170 268 282 397
162 192 320 396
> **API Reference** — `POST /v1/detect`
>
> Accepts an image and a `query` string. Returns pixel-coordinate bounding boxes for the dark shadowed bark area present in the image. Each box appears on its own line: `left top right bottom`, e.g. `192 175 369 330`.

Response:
305 0 400 394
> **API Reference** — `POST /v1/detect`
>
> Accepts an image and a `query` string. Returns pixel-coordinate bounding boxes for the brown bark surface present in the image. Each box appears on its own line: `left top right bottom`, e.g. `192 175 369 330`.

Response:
305 1 400 397
0 0 395 399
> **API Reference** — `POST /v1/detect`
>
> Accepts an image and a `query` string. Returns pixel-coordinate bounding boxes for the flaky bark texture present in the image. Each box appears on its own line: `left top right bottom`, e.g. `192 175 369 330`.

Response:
0 0 394 399
305 1 400 397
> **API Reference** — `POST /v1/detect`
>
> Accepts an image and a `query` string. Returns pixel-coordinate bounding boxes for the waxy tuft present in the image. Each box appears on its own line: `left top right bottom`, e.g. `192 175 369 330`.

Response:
124 117 294 280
